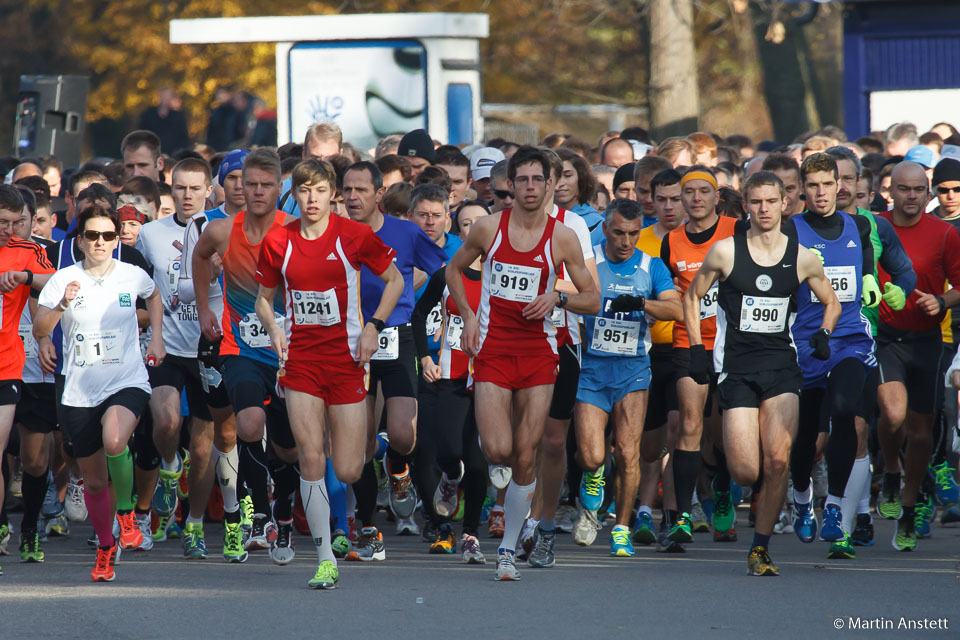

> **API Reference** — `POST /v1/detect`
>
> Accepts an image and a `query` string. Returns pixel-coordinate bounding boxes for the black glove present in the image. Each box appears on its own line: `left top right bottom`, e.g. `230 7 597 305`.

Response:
688 344 713 385
808 329 831 361
609 294 645 313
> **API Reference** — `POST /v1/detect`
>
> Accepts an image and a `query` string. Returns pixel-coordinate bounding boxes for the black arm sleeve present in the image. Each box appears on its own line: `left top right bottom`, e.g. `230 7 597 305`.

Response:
412 268 448 360
852 214 876 278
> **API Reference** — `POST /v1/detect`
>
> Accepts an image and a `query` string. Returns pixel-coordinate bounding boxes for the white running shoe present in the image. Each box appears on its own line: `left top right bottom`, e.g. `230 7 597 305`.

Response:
136 513 154 551
488 465 512 490
395 515 420 536
495 550 520 581
269 521 295 565
516 518 537 560
556 504 578 534
573 509 601 546
65 476 88 522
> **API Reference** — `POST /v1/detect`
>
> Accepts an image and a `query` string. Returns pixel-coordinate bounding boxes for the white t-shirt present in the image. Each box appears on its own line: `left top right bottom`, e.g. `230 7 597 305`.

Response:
550 204 595 345
19 304 52 385
136 214 202 357
174 210 225 319
38 261 154 407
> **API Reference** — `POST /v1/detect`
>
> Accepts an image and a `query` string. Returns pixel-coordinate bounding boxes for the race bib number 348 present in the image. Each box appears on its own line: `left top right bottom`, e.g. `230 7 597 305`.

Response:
490 262 541 304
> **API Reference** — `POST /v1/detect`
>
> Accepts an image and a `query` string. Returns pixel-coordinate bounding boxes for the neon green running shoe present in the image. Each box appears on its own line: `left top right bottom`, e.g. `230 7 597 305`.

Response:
152 513 173 542
827 533 855 559
152 457 182 517
331 529 351 558
610 526 635 557
308 559 339 589
876 488 902 520
240 495 254 527
668 512 694 543
19 532 44 563
891 516 917 552
0 523 11 554
183 523 208 559
223 521 248 563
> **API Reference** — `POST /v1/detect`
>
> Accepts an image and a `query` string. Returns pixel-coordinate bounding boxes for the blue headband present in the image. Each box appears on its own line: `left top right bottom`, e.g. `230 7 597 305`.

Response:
218 149 249 186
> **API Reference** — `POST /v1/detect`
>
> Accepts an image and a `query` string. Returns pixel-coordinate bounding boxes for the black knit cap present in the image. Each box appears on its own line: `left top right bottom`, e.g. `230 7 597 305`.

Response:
933 158 960 186
613 163 636 192
398 129 436 164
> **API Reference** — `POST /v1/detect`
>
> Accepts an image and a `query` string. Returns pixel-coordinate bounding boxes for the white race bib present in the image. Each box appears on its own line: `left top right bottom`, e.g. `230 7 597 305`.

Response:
371 326 399 361
590 317 641 355
700 283 719 320
739 296 790 333
74 330 123 367
551 305 567 328
490 262 541 303
813 266 856 303
19 324 37 360
238 313 282 349
167 258 181 290
139 332 150 358
445 315 464 351
291 289 340 326
426 303 443 339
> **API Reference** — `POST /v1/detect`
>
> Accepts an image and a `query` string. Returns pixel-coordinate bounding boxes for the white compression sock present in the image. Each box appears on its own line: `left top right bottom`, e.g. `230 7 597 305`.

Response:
301 477 334 563
214 445 240 513
499 479 536 554
858 456 872 515
841 456 871 534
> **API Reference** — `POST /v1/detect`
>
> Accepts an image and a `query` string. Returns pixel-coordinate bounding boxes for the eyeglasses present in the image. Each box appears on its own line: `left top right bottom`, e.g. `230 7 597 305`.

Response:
83 230 118 242
937 186 960 195
0 219 25 230
494 190 514 200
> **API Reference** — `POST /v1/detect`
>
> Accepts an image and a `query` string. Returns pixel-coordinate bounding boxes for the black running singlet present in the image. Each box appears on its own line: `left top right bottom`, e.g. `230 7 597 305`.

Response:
715 231 801 374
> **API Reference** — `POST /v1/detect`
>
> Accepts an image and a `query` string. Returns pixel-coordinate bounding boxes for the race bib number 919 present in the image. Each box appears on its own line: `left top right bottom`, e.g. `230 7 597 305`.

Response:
490 262 541 304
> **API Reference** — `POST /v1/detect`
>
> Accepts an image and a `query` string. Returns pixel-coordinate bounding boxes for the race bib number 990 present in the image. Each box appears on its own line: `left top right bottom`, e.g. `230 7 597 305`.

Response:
590 318 640 355
812 266 856 303
292 289 340 326
371 326 399 361
700 283 719 320
74 330 123 367
490 262 541 304
739 296 790 333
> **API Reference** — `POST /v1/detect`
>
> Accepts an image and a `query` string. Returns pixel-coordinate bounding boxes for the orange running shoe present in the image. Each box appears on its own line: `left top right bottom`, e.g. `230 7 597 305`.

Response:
116 511 144 549
91 541 120 582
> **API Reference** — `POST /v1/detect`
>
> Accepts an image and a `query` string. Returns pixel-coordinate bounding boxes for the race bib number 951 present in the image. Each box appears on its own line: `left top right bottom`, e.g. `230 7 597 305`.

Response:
490 262 541 304
590 318 640 356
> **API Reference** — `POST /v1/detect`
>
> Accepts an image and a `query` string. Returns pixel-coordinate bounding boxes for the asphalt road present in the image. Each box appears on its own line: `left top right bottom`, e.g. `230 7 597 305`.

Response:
1 509 958 639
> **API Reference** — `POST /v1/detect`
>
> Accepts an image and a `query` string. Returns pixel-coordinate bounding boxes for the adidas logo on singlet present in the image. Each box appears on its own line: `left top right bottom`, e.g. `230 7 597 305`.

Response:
533 256 544 263
846 240 857 248
326 252 337 260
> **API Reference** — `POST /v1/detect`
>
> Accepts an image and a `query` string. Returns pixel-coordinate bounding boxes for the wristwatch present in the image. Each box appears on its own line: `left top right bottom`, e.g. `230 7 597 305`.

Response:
556 292 568 309
367 318 386 333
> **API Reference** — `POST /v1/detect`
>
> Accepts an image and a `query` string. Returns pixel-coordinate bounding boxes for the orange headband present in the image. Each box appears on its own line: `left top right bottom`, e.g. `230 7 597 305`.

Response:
680 171 718 191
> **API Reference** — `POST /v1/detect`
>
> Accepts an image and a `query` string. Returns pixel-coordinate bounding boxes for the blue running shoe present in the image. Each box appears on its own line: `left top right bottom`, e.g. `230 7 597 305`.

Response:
941 504 960 524
631 511 657 545
819 504 843 542
793 501 818 543
152 455 182 517
579 467 605 513
932 462 959 507
610 526 635 557
915 501 934 539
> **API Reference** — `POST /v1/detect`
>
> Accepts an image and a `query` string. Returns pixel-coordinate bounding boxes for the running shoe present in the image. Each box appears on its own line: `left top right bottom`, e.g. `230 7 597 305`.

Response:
851 513 874 546
480 495 496 522
556 504 578 534
346 516 358 544
345 526 385 561
44 515 69 537
891 515 917 551
713 525 737 543
240 495 254 538
931 461 959 506
87 532 99 548
388 464 418 519
19 532 44 563
609 525 635 557
9 463 22 498
429 523 457 554
747 545 779 576
152 456 182 517
0 523 10 555
573 509 601 546
308 560 338 589
246 514 274 551
579 467 605 513
819 504 844 542
433 462 463 518
223 521 248 563
941 504 960 524
461 534 485 564
65 476 87 522
421 518 440 543
488 465 512 490
40 472 64 519
632 511 656 545
152 513 175 543
915 503 933 540
712 481 736 534
488 508 505 538
331 529 351 558
876 487 902 520
495 550 520 581
773 507 794 535
527 527 557 567
827 533 856 559
183 523 208 559
270 520 295 565
135 513 154 551
657 519 686 553
91 542 120 582
517 518 537 559
116 511 144 550
667 512 693 543
395 515 420 536
690 502 709 533
452 488 466 522
792 501 818 543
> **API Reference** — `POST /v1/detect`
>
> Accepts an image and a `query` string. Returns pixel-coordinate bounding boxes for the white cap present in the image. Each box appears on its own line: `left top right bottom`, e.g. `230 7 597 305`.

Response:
470 147 506 181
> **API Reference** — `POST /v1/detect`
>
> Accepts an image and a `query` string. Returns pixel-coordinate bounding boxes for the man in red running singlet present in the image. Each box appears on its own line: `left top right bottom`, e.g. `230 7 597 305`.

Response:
445 146 600 581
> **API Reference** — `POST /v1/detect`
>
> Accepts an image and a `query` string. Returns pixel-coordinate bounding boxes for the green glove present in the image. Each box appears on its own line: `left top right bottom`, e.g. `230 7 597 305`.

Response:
861 274 881 308
810 247 825 265
882 281 906 310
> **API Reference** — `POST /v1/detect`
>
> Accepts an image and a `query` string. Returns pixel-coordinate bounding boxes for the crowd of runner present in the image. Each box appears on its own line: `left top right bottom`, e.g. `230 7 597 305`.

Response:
1 118 959 586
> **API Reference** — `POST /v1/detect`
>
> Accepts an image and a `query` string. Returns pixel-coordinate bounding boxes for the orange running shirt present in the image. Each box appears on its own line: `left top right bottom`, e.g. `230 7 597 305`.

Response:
1 239 55 380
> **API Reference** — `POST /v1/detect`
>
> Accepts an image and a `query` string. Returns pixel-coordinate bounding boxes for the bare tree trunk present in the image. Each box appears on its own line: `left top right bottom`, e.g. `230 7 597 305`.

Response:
648 0 699 140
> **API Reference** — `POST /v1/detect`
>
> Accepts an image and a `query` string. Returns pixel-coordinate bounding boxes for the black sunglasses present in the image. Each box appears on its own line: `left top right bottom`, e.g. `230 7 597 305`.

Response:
494 189 514 200
83 230 118 242
937 186 960 195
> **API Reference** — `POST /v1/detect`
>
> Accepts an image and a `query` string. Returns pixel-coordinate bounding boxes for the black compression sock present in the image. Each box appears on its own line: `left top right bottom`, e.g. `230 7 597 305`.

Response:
713 445 731 491
20 471 48 534
883 471 901 495
238 439 270 516
268 457 299 522
672 449 702 515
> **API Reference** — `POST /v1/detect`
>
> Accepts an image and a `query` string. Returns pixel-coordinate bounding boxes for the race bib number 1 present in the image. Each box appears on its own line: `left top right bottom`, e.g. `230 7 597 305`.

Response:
590 318 640 355
490 262 541 303
813 266 856 303
292 289 340 326
371 326 399 361
74 330 123 367
739 296 790 333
